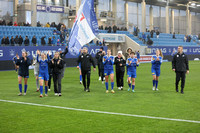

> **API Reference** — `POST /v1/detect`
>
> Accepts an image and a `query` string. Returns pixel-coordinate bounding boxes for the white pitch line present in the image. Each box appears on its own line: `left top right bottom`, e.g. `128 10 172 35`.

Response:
0 99 200 124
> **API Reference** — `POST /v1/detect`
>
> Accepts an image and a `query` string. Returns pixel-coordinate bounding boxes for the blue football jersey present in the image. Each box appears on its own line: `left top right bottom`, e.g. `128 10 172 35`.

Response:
126 57 139 72
151 55 162 69
103 55 114 70
37 54 50 73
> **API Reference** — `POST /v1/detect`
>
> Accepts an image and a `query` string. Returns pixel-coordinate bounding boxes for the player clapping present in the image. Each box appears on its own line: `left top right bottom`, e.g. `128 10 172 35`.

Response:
37 50 50 97
151 49 163 91
15 52 31 96
103 49 115 93
126 52 139 93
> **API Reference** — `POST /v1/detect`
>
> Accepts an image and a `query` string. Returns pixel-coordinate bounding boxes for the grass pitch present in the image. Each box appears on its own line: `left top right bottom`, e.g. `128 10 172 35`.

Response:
0 61 200 133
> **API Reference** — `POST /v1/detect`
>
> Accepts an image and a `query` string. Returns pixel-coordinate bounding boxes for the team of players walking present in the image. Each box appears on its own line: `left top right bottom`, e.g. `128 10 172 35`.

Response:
13 45 189 97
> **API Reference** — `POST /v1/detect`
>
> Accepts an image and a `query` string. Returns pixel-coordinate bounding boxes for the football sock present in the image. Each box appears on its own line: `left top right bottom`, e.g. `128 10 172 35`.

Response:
45 86 48 94
24 85 27 93
80 75 82 82
111 82 114 90
40 86 43 95
155 80 158 88
128 83 131 88
36 79 39 89
19 84 22 93
132 85 135 90
153 80 156 87
105 82 108 90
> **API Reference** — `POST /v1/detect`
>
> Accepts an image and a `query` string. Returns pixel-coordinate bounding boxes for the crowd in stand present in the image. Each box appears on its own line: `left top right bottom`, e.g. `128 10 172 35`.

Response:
99 25 128 33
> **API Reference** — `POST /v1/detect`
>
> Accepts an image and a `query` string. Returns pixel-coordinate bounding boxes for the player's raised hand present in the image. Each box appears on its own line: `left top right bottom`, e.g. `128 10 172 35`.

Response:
51 59 54 64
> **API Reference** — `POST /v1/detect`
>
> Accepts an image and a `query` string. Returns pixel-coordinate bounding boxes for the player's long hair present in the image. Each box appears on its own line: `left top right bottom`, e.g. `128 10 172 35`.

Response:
159 49 164 58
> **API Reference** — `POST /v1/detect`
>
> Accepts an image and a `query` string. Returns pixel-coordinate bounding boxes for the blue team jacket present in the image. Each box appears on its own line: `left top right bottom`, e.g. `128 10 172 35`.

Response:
16 57 31 76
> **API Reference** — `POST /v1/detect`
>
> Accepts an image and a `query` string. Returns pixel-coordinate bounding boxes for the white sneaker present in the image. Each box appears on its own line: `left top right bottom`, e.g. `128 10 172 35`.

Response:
24 93 26 96
99 77 101 81
156 88 159 91
48 89 51 92
103 77 105 81
152 87 155 91
80 81 82 84
118 87 121 90
55 93 58 96
58 93 62 96
121 86 123 90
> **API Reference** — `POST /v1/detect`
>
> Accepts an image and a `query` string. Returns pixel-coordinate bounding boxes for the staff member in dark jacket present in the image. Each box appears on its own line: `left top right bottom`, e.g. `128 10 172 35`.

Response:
10 36 15 46
95 47 103 81
77 47 96 92
48 54 53 92
99 50 106 83
24 36 30 46
19 35 23 46
114 51 126 90
59 46 68 79
50 52 64 96
16 52 31 96
172 46 189 94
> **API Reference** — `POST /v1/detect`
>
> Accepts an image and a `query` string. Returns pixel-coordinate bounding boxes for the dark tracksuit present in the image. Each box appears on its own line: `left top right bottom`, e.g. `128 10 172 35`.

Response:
99 54 105 81
114 56 126 88
48 55 53 89
60 47 68 79
77 53 96 89
50 58 64 93
95 51 102 77
16 57 31 77
172 52 189 92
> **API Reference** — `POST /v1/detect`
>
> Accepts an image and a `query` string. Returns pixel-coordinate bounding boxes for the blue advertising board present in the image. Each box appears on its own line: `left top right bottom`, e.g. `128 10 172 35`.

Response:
0 46 107 61
36 5 64 13
147 46 200 55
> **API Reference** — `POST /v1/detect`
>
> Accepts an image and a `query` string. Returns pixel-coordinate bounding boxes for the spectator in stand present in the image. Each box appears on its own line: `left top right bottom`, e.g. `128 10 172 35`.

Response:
5 37 10 46
57 23 62 31
184 35 187 42
173 32 176 39
19 35 23 46
105 26 108 30
14 22 18 26
26 22 30 26
45 22 50 27
41 36 46 46
124 27 127 31
108 26 112 33
32 36 37 46
8 21 13 26
10 36 15 46
2 20 6 25
142 32 146 44
100 25 103 30
50 22 57 27
186 36 191 42
113 25 117 33
51 36 56 46
14 35 19 46
147 35 153 46
99 41 102 46
24 36 30 46
156 30 160 38
150 30 154 38
1 36 6 45
60 31 65 44
198 34 200 40
48 37 52 46
37 21 41 27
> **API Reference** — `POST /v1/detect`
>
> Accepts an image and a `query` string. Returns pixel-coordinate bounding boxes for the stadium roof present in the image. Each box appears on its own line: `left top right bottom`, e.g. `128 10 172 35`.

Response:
126 0 200 13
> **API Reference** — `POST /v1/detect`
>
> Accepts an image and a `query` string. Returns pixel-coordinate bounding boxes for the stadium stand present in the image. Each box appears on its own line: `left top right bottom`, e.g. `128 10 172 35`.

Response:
0 26 61 46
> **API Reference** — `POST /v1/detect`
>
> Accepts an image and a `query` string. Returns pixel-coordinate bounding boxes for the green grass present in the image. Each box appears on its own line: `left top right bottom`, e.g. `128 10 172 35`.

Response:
0 61 200 133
